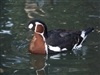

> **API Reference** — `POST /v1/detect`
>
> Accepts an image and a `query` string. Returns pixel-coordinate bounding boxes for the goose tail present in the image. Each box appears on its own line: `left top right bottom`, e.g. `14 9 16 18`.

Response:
84 27 94 36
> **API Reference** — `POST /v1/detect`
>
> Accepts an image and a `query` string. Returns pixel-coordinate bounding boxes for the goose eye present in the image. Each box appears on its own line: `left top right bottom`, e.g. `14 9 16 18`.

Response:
28 23 33 29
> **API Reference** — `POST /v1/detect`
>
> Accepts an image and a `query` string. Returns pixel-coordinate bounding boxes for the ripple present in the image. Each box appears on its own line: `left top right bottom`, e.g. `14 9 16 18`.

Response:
0 30 11 35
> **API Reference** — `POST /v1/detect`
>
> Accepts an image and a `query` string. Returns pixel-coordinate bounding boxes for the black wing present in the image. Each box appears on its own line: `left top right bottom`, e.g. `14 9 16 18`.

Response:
46 29 82 50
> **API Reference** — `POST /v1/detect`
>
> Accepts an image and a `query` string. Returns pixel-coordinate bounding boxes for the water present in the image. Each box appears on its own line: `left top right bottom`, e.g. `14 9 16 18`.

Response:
0 0 100 75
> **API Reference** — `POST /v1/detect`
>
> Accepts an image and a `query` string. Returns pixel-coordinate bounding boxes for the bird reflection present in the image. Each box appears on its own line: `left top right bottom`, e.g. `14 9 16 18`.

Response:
30 54 47 75
30 48 88 75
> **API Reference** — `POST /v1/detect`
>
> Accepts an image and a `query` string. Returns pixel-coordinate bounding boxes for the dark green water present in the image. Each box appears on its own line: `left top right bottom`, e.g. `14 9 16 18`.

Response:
0 0 100 75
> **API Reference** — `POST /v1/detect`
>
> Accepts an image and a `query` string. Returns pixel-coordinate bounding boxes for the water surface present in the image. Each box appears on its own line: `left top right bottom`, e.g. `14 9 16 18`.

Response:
0 0 100 75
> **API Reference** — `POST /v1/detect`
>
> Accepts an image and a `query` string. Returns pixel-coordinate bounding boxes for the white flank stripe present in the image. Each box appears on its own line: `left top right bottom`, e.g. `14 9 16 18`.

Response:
49 45 61 52
72 44 78 49
81 31 85 38
73 31 88 50
62 48 67 51
80 36 87 45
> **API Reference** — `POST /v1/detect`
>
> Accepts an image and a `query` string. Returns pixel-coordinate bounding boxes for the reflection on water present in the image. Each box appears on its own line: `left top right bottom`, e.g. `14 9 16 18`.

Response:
0 0 100 75
30 54 46 75
30 52 98 75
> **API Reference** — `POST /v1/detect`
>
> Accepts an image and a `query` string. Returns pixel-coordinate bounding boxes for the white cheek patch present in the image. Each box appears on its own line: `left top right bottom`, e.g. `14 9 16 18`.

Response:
28 23 33 29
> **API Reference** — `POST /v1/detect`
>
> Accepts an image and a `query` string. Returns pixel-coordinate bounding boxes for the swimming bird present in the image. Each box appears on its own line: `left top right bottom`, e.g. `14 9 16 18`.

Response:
26 19 94 54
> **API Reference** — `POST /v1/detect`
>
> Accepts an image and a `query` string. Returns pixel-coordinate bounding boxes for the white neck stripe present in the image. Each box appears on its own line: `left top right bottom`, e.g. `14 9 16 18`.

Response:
35 22 43 25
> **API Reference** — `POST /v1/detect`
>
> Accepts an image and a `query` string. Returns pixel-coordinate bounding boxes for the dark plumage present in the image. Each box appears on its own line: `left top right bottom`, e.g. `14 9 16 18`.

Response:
47 29 81 50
